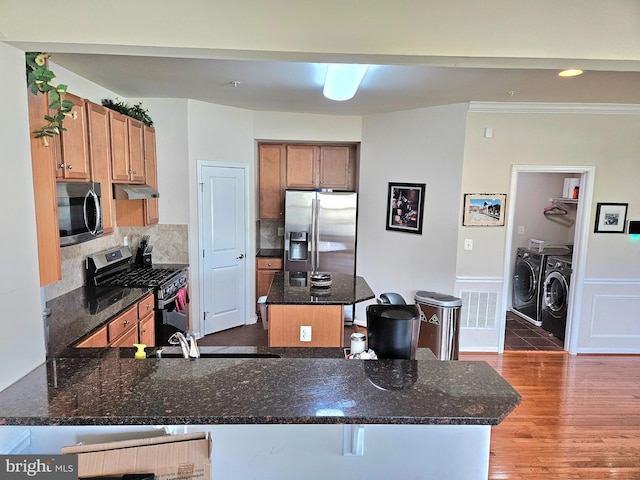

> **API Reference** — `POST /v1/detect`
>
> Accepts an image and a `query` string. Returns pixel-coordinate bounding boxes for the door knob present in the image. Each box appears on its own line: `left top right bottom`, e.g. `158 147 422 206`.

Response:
237 254 245 260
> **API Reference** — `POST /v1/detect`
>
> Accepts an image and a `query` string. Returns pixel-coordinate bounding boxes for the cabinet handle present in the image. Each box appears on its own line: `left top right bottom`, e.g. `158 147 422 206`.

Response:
267 262 272 267
58 163 65 169
141 328 146 333
67 164 73 170
123 320 129 325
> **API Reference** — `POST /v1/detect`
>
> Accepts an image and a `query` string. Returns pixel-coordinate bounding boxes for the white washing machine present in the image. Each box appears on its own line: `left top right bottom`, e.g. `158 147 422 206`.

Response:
512 246 572 326
540 255 572 340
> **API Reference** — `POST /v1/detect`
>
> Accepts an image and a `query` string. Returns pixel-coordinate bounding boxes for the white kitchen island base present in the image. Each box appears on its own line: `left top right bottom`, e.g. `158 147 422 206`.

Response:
2 423 491 480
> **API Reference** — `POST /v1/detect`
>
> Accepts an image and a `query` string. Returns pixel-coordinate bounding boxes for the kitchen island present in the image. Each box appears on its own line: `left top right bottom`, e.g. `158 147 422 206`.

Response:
0 345 520 479
265 271 375 347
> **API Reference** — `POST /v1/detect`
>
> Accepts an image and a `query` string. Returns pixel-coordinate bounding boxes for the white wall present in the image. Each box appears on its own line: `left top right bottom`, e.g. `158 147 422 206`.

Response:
355 104 468 323
253 112 362 142
0 43 46 389
461 107 640 353
184 100 255 333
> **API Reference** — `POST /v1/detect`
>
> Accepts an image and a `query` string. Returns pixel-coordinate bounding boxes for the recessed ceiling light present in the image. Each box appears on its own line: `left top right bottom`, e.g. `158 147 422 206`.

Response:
558 69 584 77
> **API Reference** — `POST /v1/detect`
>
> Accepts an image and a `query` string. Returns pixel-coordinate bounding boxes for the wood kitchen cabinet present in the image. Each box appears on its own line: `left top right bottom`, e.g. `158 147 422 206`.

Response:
258 143 286 219
285 144 356 191
54 93 91 181
114 125 159 226
258 142 358 220
76 293 156 348
109 111 145 184
285 144 318 189
27 89 62 286
268 304 343 347
256 256 283 312
143 125 159 225
86 101 115 234
75 325 108 348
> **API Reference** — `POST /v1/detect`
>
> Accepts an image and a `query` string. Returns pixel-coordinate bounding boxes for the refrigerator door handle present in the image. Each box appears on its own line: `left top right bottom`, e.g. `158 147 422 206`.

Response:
311 197 318 272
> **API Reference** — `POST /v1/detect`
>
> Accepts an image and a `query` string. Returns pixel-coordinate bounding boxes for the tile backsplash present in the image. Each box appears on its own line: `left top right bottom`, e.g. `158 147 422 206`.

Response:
44 224 188 301
258 220 284 249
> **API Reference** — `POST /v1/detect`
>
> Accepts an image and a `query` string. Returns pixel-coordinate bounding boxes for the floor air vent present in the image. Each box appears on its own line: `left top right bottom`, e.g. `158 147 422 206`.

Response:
460 291 497 329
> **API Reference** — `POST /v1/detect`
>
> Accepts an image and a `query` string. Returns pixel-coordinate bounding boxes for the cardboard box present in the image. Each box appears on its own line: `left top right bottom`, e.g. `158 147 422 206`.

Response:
62 432 211 480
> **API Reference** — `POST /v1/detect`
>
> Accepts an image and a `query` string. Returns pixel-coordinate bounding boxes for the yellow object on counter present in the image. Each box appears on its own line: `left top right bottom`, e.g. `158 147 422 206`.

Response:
133 343 147 359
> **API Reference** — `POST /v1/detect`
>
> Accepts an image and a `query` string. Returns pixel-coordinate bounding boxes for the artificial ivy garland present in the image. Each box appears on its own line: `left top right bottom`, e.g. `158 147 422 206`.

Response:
25 52 75 140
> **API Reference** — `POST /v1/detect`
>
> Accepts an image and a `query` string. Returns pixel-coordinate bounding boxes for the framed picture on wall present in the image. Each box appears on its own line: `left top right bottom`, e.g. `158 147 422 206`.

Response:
462 193 507 226
386 182 426 234
594 202 628 233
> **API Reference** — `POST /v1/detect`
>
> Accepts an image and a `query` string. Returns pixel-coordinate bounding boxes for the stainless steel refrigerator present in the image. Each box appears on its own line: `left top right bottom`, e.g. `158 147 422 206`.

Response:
284 190 357 274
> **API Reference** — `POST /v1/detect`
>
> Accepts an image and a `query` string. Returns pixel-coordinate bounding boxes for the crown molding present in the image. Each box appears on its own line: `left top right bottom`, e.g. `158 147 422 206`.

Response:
468 102 640 115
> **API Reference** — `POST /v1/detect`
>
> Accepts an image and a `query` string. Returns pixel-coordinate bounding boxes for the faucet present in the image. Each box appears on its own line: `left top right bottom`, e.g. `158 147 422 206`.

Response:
168 332 200 359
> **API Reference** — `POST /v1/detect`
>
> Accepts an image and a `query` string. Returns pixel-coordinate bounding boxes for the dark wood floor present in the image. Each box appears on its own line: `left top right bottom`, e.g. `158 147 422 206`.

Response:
198 323 640 479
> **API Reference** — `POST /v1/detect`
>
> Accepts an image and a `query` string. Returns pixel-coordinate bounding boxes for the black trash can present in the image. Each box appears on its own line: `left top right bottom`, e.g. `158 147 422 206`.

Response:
366 304 421 359
415 291 462 360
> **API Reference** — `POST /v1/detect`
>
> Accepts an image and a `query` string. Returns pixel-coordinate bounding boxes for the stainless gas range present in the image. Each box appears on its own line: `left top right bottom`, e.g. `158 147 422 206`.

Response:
86 246 189 345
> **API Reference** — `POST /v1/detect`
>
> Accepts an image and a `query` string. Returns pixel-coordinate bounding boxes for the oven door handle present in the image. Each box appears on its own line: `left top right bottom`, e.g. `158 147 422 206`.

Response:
157 287 188 310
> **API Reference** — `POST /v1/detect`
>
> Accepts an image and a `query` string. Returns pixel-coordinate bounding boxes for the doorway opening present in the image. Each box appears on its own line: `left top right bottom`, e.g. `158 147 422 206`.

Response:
500 165 595 354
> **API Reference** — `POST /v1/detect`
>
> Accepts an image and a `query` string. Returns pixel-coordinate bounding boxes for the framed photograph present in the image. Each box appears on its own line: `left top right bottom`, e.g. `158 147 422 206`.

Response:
462 193 507 226
386 182 426 234
594 203 628 233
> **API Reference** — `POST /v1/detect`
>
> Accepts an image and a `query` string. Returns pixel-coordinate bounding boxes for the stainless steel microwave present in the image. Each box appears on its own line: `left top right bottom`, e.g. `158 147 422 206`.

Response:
56 181 103 247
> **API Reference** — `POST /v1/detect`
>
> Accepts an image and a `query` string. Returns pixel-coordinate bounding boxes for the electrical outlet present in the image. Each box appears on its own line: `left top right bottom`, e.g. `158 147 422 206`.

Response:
464 239 473 250
300 326 312 342
517 226 525 235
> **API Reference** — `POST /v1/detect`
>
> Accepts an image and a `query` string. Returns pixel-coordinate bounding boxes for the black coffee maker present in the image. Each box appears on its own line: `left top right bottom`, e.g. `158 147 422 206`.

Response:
366 303 421 359
135 235 153 267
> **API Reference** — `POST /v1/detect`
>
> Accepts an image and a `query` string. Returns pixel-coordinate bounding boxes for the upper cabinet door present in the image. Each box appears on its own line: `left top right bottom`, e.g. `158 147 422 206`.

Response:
318 146 354 190
127 118 145 184
86 101 115 234
286 145 318 188
258 144 286 220
143 125 159 225
56 93 91 180
109 110 130 182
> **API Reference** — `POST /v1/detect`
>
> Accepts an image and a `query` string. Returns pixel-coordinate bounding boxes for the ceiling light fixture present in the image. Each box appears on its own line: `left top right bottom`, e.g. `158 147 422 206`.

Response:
558 69 584 77
323 64 369 101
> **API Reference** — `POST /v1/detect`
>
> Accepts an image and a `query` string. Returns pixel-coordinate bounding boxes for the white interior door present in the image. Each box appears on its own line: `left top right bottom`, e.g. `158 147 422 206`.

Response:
200 164 247 334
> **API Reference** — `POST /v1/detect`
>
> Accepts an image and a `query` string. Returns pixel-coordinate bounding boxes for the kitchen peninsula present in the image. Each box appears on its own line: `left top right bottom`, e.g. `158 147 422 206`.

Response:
0 345 520 479
265 271 375 347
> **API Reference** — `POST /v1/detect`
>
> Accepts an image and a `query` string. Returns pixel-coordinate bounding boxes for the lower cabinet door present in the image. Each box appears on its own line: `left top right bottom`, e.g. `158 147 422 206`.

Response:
138 313 155 347
110 325 139 348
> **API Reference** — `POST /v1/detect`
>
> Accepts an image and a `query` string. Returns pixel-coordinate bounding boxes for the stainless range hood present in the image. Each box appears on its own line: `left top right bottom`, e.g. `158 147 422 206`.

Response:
113 183 160 200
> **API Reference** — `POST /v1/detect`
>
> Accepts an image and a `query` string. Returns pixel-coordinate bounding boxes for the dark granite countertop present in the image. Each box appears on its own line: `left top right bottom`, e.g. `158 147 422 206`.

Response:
266 272 375 305
46 285 152 358
0 346 520 427
257 248 283 258
45 263 189 358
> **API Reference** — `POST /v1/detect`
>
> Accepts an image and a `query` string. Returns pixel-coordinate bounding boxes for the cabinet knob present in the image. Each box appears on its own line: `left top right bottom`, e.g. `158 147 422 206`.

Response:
67 164 73 170
267 262 272 267
124 320 129 325
58 163 65 169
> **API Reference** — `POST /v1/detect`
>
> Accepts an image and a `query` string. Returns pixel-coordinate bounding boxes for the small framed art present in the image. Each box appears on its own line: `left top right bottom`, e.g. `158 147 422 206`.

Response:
386 182 426 234
594 202 628 233
462 193 506 226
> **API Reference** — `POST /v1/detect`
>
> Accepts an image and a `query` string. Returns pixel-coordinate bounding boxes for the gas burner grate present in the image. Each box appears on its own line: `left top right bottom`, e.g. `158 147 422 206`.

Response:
107 268 180 287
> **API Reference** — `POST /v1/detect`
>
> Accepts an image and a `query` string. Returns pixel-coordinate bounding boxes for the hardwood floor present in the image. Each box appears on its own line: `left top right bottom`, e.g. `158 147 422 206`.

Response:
199 326 640 479
462 352 640 480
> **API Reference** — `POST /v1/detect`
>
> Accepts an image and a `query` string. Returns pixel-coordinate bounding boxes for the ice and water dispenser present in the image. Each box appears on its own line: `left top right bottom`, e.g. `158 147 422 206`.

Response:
288 231 308 261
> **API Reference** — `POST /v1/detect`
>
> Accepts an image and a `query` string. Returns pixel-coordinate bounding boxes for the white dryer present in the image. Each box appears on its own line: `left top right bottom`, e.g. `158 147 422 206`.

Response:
540 255 572 340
